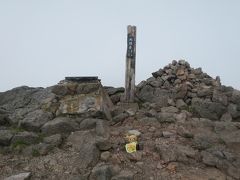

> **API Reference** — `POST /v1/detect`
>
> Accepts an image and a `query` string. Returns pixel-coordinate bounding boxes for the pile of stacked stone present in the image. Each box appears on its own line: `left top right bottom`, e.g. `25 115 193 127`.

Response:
136 60 240 121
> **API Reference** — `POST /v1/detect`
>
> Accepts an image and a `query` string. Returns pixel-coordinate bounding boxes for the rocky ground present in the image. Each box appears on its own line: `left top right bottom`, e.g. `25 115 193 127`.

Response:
0 60 240 180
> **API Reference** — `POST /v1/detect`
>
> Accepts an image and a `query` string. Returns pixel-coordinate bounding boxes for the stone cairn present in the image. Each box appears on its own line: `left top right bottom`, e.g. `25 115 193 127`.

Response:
134 60 240 121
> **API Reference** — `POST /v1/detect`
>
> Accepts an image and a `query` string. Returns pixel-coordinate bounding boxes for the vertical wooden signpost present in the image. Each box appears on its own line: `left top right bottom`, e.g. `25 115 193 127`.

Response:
124 25 136 103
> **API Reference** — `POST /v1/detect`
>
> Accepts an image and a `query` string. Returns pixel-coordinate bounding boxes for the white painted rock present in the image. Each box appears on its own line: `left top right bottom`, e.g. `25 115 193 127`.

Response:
128 130 141 137
5 172 31 180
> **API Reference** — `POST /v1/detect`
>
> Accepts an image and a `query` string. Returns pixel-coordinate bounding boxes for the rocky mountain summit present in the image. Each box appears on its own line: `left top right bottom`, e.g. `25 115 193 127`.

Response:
0 60 240 180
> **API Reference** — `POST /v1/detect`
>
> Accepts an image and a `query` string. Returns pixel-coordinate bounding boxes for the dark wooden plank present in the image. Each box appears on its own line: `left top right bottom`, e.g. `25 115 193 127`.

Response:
65 76 99 82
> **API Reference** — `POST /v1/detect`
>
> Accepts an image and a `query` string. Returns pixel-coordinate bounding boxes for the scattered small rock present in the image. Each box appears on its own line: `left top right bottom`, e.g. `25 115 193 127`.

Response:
162 131 175 138
100 151 111 161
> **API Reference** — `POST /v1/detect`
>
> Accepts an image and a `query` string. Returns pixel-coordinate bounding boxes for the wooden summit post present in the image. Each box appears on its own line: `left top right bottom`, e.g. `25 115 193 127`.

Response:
124 25 136 103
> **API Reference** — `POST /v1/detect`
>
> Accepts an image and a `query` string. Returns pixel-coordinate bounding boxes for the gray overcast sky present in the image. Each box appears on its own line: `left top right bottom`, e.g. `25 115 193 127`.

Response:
0 0 239 92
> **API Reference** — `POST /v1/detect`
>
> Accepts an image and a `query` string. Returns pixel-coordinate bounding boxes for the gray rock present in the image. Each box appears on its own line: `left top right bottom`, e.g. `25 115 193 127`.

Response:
174 79 181 85
177 126 193 138
89 163 114 180
11 131 39 145
178 59 188 65
76 83 100 94
192 68 202 75
161 106 179 113
176 99 187 110
19 110 53 132
175 112 188 123
110 94 122 104
137 85 171 104
0 114 9 125
157 112 176 123
188 73 196 79
230 89 240 104
80 118 98 130
220 113 232 122
100 151 111 161
4 172 31 180
138 117 159 125
156 141 197 164
127 151 143 161
193 132 219 150
172 60 177 65
51 85 69 96
187 92 197 98
43 134 62 147
136 85 155 102
191 98 226 120
0 130 14 146
201 150 240 179
112 112 129 124
118 103 139 116
214 121 238 134
95 121 111 151
167 98 176 106
162 131 175 138
104 87 124 96
148 79 163 88
30 87 56 106
0 109 10 125
41 117 79 135
152 69 164 78
0 87 55 126
155 143 177 163
201 151 219 167
127 130 141 137
197 86 213 97
24 143 53 156
67 130 100 168
212 89 228 106
176 145 197 160
0 86 39 110
111 170 134 180
220 131 240 152
228 103 240 119
175 83 188 99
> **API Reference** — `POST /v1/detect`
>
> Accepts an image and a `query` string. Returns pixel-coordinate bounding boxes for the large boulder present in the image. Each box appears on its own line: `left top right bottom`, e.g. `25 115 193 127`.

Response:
79 118 111 150
95 121 111 150
0 130 14 146
43 134 62 147
89 163 115 180
220 130 240 152
191 98 226 120
156 112 176 123
111 170 134 180
67 130 100 169
201 149 240 179
0 86 55 111
227 103 240 120
230 89 240 104
41 117 79 135
19 110 53 132
0 86 38 110
0 86 56 125
0 109 10 126
11 131 39 145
